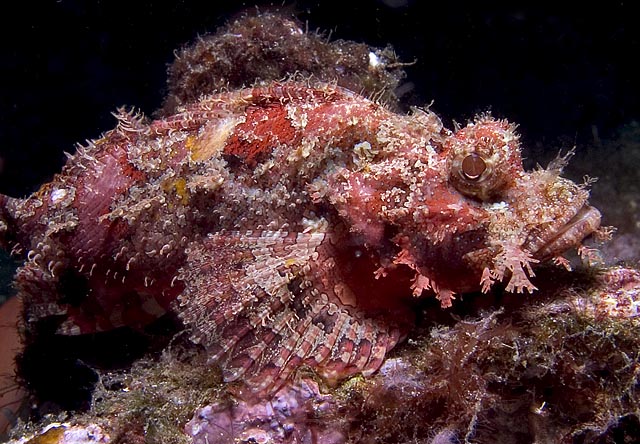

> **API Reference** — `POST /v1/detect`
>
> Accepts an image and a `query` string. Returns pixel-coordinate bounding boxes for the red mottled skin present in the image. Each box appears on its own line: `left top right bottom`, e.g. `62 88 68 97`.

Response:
0 81 601 392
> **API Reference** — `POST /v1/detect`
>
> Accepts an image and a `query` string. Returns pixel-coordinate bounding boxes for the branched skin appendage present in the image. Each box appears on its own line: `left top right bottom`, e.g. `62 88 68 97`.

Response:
0 82 601 393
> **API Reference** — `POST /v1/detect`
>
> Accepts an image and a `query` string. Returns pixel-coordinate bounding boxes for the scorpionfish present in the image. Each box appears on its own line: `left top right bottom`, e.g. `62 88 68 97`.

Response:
0 81 601 392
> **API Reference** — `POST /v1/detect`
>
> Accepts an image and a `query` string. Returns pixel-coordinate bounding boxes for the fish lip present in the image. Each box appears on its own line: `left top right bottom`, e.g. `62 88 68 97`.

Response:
532 205 602 261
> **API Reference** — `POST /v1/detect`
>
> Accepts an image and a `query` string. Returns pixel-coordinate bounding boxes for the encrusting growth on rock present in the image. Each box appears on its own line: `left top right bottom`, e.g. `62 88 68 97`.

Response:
161 13 407 116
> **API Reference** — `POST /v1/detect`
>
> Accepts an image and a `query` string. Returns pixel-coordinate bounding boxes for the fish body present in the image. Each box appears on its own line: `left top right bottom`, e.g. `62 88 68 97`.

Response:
0 81 601 391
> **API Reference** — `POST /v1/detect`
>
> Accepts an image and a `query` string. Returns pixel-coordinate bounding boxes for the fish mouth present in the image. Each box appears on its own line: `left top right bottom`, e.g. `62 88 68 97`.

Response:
531 205 602 261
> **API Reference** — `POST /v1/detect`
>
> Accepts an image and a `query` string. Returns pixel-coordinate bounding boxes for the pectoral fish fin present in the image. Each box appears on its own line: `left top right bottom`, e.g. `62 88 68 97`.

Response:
177 230 408 393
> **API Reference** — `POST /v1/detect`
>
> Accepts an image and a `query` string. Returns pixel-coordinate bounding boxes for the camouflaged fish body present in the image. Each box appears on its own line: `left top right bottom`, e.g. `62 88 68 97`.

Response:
0 82 601 391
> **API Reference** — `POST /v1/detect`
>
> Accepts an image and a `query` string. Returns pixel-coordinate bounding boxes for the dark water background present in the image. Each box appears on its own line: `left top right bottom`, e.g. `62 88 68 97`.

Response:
0 1 637 197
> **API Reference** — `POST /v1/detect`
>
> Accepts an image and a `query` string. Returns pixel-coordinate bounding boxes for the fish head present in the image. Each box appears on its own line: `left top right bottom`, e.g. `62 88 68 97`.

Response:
417 116 601 300
328 113 602 306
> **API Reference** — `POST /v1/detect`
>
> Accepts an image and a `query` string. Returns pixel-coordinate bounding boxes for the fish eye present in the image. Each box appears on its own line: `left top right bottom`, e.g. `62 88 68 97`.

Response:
448 145 514 201
461 153 486 181
449 150 495 200
446 118 523 201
